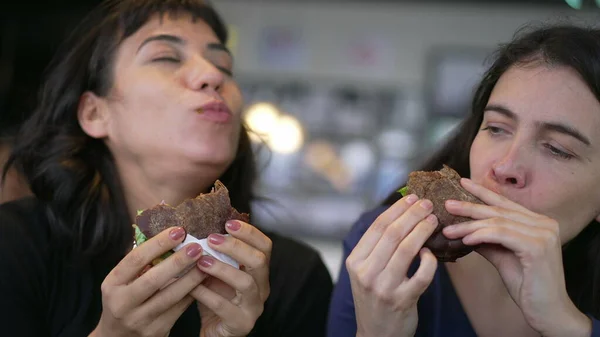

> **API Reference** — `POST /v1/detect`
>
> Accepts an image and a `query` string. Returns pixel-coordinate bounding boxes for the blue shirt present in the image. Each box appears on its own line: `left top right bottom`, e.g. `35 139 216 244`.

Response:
327 206 600 337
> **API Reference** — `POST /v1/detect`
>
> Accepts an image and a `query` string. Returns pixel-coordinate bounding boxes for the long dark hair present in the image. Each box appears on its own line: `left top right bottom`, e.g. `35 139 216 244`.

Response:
2 0 257 265
384 25 600 318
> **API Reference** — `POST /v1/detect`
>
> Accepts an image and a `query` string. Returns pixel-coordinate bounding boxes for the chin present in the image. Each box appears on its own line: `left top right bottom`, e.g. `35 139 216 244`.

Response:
188 149 235 168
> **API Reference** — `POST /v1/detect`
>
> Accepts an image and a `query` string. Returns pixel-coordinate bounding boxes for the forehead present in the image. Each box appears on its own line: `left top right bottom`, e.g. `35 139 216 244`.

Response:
120 14 220 50
488 65 600 140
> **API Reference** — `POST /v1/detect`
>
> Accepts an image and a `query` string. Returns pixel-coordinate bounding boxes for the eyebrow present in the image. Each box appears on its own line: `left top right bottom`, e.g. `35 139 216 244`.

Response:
137 35 232 57
484 104 591 147
137 34 185 52
206 42 232 56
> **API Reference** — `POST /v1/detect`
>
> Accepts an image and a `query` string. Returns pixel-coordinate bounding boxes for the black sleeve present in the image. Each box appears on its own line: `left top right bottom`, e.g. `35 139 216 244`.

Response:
252 234 334 337
0 200 49 336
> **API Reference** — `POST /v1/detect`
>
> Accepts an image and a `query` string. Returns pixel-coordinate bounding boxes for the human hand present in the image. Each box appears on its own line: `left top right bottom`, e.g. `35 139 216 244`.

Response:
346 195 439 337
92 226 206 337
443 178 592 337
192 220 271 337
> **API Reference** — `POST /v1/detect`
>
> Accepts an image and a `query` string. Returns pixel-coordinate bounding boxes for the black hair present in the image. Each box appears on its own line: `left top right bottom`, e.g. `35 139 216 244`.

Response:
3 0 257 265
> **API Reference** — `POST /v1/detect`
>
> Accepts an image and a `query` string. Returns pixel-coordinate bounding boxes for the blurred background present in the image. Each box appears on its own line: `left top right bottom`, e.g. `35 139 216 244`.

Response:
1 0 599 281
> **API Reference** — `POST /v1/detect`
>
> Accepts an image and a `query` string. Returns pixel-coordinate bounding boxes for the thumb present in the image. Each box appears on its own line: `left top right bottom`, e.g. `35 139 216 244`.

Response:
475 244 508 266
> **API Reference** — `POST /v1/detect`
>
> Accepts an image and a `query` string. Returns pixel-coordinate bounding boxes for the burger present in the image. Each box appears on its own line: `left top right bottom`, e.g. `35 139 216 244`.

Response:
399 165 484 262
132 180 249 268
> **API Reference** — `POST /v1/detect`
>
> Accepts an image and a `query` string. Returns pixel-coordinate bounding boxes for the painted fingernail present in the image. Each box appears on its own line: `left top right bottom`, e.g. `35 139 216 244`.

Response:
406 194 418 204
186 243 203 258
226 220 241 231
169 227 186 240
208 234 226 245
198 256 215 268
420 200 433 210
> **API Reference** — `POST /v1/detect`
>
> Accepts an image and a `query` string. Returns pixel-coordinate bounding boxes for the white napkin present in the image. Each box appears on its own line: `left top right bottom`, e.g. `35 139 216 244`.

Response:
175 233 239 269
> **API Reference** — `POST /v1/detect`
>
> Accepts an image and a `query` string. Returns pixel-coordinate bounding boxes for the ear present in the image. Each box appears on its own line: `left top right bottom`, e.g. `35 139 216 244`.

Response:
78 92 110 139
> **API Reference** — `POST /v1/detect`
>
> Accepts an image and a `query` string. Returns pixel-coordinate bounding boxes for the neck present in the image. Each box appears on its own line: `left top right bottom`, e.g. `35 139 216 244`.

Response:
116 160 223 220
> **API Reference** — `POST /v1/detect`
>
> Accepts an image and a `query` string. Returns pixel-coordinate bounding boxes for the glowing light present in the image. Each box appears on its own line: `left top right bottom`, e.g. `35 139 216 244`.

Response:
267 115 304 154
244 102 280 141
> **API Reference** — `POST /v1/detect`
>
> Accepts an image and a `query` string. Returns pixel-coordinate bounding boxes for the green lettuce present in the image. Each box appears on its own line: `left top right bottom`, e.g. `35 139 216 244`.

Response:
398 186 408 196
132 224 173 264
133 224 147 246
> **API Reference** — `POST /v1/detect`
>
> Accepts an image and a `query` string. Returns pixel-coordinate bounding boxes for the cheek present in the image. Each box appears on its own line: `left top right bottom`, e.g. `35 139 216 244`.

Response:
224 84 243 116
469 134 492 180
113 70 175 115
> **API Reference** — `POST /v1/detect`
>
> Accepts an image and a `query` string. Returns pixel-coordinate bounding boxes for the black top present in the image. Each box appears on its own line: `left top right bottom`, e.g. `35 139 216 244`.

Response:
0 197 333 337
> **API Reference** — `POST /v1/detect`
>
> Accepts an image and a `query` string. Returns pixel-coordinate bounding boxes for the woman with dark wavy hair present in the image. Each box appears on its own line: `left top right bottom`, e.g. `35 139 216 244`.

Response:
328 25 600 337
0 1 332 336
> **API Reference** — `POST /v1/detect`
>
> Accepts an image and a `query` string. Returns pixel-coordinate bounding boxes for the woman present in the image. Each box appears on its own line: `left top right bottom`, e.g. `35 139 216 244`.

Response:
0 1 332 336
328 25 600 337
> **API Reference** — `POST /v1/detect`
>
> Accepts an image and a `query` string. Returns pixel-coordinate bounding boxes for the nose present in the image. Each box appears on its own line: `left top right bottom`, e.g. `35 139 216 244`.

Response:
183 57 224 93
491 146 527 188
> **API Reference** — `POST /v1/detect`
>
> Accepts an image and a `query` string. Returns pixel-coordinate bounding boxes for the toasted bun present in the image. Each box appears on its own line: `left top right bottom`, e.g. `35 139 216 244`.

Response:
135 180 249 240
406 165 484 262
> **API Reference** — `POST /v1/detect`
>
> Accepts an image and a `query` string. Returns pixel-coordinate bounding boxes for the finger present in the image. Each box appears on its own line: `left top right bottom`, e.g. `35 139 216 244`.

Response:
401 247 438 301
460 178 533 214
196 256 262 306
365 199 434 275
225 220 272 258
144 295 195 337
190 283 244 321
206 234 269 301
128 242 204 305
203 276 237 301
444 199 539 227
207 234 268 270
134 267 208 321
474 245 513 268
460 226 537 253
106 226 187 287
350 194 419 261
378 214 438 291
443 218 544 240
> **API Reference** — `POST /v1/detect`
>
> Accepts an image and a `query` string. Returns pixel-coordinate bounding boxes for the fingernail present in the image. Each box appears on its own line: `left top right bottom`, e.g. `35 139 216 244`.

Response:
208 234 226 245
446 200 460 207
226 220 241 231
420 200 433 210
186 243 202 258
444 225 455 233
461 178 473 185
198 256 215 268
406 194 418 204
169 227 186 240
426 214 437 224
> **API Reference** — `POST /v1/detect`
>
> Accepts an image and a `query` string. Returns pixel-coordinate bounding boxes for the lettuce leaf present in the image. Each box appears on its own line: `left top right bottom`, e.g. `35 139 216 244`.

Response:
398 186 408 196
133 224 147 246
132 224 174 264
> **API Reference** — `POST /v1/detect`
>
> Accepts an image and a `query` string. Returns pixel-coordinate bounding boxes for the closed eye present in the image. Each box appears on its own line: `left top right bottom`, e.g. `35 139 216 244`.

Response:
152 56 180 63
481 126 508 136
543 143 574 160
215 65 233 76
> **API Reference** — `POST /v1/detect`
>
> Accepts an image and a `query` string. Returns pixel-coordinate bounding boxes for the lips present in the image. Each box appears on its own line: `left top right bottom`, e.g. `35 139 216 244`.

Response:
196 101 232 123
